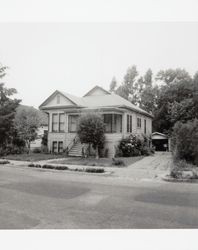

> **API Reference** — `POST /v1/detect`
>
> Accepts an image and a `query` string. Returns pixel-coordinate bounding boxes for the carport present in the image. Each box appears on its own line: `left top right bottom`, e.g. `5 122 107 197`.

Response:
152 132 171 151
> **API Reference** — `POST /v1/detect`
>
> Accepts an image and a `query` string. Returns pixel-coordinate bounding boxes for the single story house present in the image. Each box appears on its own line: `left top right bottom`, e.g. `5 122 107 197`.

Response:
39 86 153 157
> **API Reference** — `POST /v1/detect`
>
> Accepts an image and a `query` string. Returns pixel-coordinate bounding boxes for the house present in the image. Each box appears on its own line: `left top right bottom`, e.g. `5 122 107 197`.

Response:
39 86 153 157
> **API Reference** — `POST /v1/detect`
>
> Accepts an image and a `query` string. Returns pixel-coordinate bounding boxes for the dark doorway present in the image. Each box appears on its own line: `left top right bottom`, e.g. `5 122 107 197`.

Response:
152 139 168 151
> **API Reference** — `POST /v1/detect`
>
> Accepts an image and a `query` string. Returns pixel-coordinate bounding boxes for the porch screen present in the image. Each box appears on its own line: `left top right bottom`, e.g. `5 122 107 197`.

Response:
68 115 79 132
103 114 122 133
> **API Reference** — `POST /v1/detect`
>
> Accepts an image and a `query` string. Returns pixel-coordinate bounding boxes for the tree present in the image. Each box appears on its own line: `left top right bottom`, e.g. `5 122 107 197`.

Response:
109 77 117 92
0 65 21 148
153 68 194 133
77 113 105 159
116 65 139 103
14 107 41 153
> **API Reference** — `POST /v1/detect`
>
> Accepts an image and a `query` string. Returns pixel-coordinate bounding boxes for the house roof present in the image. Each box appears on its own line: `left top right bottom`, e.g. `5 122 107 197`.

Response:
83 85 111 97
40 86 153 118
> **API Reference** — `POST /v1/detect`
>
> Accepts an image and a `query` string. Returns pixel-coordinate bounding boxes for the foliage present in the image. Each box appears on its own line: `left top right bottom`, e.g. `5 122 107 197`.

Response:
14 106 41 152
115 65 139 103
32 148 42 153
112 158 125 166
118 134 152 157
28 163 69 170
0 160 10 164
109 77 117 92
85 167 104 173
77 113 105 159
0 66 21 148
172 119 198 166
41 130 48 146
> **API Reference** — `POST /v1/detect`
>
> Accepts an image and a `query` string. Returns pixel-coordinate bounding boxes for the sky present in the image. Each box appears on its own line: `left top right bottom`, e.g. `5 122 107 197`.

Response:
1 22 198 108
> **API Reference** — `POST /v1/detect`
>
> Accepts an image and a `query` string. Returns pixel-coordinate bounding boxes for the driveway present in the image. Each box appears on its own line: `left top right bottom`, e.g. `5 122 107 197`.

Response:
0 163 198 229
112 152 172 180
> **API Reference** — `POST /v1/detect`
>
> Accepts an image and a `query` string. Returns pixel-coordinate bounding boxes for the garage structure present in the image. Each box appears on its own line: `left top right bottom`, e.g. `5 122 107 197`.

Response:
152 132 171 151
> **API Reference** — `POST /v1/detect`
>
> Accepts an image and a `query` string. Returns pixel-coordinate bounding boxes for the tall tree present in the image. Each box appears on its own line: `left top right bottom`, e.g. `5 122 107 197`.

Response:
109 76 117 92
0 65 21 147
153 68 194 133
116 65 139 104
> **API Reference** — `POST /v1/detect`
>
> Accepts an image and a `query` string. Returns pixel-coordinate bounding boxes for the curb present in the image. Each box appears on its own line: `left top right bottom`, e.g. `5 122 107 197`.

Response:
162 175 198 183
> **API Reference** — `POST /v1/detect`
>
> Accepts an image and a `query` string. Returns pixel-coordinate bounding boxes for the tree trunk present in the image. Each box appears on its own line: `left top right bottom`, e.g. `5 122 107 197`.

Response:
95 145 99 159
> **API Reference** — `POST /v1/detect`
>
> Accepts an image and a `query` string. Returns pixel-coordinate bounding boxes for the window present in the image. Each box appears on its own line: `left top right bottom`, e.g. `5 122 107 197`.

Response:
103 114 122 133
52 114 59 132
144 119 146 134
57 95 60 104
127 114 132 133
137 117 141 128
52 141 58 153
58 141 63 153
59 113 65 132
68 115 79 132
52 113 65 132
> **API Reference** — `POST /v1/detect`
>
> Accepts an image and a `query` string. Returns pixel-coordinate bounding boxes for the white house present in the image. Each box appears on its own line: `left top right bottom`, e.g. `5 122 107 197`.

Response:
39 86 153 157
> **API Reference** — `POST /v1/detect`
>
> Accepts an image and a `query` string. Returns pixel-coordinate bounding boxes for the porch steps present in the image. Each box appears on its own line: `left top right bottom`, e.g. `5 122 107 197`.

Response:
68 141 84 157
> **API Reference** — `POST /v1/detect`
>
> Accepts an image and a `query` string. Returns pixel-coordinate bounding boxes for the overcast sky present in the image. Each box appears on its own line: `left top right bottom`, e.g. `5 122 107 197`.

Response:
1 22 198 108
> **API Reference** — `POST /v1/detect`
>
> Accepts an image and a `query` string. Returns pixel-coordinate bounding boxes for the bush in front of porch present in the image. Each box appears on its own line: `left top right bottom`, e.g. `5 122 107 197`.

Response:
116 134 154 157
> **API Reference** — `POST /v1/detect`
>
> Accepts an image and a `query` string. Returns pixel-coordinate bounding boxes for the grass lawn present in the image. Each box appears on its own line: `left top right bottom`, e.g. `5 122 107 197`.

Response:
50 156 144 167
2 153 65 162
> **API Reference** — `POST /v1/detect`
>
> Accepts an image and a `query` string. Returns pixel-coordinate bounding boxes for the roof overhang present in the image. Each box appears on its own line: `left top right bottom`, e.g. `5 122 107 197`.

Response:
119 105 153 118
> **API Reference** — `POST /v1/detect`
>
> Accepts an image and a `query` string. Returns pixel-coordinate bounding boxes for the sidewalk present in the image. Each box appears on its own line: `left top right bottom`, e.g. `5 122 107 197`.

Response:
2 152 172 182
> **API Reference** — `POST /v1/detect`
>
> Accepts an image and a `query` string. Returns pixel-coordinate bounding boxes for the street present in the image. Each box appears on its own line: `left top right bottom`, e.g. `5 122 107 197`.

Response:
0 164 198 229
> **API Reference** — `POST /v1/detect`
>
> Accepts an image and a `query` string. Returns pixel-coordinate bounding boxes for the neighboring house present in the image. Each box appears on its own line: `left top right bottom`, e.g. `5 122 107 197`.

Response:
39 86 153 157
30 125 48 150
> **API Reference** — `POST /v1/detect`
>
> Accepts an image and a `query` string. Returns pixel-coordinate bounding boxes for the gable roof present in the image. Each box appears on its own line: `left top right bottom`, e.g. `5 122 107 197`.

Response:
83 85 110 97
152 132 168 138
39 90 83 108
39 85 153 118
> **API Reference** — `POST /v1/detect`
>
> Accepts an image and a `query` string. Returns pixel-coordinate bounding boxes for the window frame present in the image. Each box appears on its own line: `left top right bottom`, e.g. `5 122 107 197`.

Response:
59 113 65 132
127 114 132 133
52 113 59 132
137 117 142 129
144 119 146 134
68 115 79 133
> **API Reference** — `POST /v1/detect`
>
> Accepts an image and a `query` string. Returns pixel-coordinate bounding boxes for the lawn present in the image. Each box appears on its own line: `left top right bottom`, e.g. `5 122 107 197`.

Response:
2 153 65 162
49 156 144 167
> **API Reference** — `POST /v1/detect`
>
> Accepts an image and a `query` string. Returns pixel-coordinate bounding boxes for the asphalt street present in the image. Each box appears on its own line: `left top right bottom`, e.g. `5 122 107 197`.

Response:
1 164 198 229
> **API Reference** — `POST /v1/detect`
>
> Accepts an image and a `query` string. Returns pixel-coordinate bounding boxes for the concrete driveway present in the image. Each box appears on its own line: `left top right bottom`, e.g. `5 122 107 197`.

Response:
1 156 198 229
112 152 172 181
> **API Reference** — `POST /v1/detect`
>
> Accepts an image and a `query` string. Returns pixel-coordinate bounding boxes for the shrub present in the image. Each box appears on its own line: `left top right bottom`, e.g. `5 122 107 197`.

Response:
0 160 10 164
172 119 198 165
42 164 55 169
141 146 153 156
55 166 68 170
33 148 41 153
112 158 125 167
118 134 145 157
85 167 105 173
28 163 41 168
